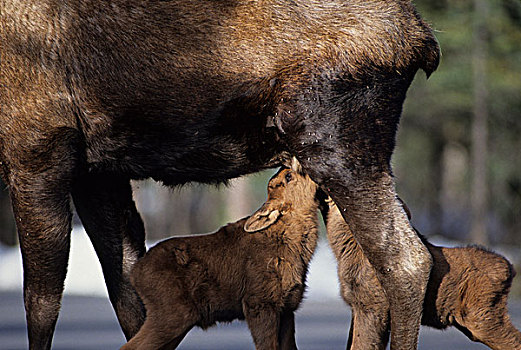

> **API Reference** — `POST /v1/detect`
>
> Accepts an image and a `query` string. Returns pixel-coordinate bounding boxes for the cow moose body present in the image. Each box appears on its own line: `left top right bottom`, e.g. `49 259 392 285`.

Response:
0 1 439 349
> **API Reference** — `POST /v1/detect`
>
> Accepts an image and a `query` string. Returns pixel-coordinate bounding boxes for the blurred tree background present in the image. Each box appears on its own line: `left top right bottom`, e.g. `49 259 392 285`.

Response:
395 0 521 244
0 0 520 284
130 172 277 241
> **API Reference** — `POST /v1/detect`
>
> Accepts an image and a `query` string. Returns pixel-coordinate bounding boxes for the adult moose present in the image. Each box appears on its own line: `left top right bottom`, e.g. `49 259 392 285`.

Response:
0 0 439 349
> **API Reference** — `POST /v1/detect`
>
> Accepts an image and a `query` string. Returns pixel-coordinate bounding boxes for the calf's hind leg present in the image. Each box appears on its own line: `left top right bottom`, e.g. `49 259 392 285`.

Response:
121 316 191 350
72 174 146 339
121 301 195 350
158 328 192 350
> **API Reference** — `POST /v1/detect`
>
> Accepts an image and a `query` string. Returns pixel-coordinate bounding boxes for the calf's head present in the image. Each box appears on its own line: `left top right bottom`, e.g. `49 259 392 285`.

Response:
244 165 318 233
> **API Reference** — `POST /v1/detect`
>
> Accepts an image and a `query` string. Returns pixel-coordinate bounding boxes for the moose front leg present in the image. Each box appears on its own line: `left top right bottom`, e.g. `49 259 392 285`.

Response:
275 71 432 349
10 177 73 350
72 174 146 339
4 128 80 350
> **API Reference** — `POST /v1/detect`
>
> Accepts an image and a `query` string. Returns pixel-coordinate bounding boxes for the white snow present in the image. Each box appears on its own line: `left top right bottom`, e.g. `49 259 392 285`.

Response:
0 227 109 297
0 227 341 301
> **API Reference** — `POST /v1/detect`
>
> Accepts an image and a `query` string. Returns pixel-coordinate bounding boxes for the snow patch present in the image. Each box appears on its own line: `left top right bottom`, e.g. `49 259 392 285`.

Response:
0 228 341 301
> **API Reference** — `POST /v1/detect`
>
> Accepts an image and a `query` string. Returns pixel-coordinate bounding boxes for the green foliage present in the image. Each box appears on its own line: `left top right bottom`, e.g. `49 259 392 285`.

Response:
397 0 521 243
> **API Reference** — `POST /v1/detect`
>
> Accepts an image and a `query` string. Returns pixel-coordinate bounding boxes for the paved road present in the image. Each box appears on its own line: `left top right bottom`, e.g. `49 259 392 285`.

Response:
2 291 520 349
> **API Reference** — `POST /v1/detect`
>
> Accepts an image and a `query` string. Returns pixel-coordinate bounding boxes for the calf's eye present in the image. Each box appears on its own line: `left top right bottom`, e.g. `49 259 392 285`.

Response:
285 172 293 183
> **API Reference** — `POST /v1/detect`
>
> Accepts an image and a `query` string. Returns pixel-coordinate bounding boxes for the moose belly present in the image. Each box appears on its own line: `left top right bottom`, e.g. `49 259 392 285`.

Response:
81 105 283 186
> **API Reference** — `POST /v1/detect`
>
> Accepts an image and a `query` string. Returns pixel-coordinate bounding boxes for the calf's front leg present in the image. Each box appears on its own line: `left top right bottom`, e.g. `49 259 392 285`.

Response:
278 309 298 350
243 300 280 350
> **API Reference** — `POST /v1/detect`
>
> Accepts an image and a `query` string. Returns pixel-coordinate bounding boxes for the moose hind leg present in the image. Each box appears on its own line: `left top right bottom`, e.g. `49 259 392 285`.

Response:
275 71 432 349
349 309 390 350
72 174 146 339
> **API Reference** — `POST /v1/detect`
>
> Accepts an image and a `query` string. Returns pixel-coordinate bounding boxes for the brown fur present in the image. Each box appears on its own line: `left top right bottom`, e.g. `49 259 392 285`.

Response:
121 168 319 350
1 1 440 348
323 200 521 350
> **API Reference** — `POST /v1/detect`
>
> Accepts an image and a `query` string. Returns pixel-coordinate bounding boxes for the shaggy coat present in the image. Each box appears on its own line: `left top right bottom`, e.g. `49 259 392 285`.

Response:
1 1 439 348
322 199 521 350
121 168 319 350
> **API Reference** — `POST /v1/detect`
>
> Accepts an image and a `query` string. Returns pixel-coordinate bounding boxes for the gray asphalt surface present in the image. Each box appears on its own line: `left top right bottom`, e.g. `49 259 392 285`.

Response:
2 291 521 349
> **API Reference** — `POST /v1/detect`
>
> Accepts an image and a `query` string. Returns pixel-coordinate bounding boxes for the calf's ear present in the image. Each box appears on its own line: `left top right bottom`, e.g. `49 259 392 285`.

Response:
244 203 281 232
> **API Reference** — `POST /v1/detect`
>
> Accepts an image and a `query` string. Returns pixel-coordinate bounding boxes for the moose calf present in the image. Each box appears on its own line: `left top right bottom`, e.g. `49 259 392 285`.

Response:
121 168 319 350
322 199 521 350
